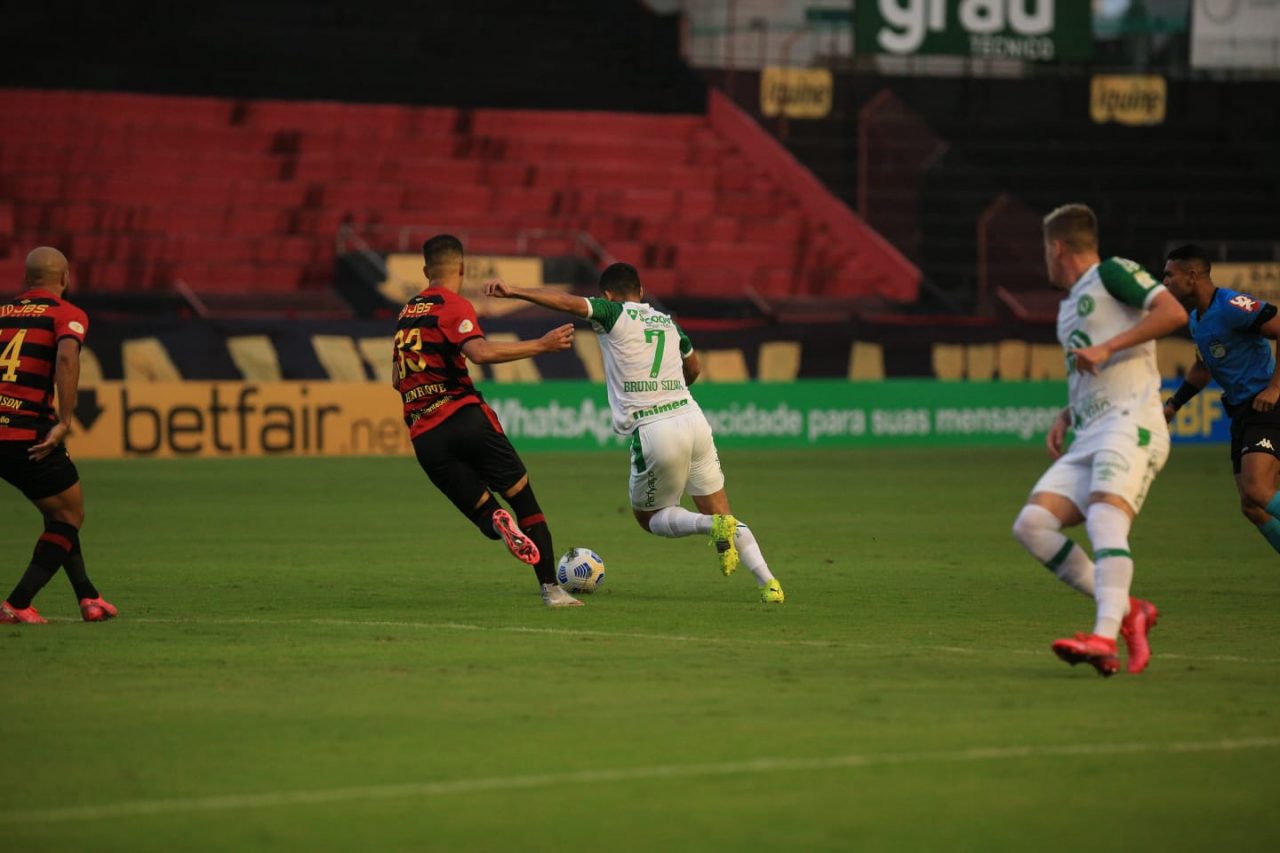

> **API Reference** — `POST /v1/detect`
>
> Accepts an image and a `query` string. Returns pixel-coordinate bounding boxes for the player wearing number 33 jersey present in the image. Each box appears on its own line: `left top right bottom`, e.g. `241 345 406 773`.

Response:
392 235 582 607
484 263 785 604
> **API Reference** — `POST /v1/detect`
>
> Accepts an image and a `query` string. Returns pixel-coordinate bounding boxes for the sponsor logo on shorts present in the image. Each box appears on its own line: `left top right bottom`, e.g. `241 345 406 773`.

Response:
1257 438 1275 451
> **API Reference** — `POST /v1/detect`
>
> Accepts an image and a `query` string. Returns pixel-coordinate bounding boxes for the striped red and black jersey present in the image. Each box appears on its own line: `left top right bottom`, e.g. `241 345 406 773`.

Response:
0 289 88 443
394 287 488 438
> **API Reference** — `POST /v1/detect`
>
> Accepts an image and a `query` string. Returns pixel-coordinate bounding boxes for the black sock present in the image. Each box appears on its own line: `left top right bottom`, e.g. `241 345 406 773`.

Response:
6 521 76 609
506 483 557 586
62 537 99 601
467 494 503 540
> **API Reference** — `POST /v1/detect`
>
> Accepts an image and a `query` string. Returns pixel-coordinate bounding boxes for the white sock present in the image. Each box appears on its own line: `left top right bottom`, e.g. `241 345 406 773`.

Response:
647 506 711 538
1086 503 1134 639
734 523 775 586
1012 505 1095 596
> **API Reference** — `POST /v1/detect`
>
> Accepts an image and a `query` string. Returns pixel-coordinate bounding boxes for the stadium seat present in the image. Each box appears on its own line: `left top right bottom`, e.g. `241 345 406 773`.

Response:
0 87 873 300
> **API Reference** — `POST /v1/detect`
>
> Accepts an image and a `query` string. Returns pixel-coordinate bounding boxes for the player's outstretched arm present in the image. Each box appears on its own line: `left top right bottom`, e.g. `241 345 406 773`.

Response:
484 279 589 318
461 325 575 365
29 337 81 461
1072 290 1188 375
1165 359 1211 421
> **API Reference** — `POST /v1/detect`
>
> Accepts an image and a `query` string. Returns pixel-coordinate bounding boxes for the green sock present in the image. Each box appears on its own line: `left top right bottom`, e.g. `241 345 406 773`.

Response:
1256 517 1280 555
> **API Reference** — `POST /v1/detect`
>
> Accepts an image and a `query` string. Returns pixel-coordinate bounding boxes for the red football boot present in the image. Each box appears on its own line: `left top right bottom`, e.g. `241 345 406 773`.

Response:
1051 633 1120 677
1120 597 1159 674
492 509 540 566
79 597 119 622
0 601 47 624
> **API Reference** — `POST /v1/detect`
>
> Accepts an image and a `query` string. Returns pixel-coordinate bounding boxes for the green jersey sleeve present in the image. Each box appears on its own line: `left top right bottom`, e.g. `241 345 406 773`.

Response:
585 297 623 332
1099 257 1163 309
673 321 693 356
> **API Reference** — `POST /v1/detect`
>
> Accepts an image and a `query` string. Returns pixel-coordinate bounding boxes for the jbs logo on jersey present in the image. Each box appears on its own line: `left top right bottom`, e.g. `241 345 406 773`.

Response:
0 303 49 317
1229 294 1259 312
399 303 434 318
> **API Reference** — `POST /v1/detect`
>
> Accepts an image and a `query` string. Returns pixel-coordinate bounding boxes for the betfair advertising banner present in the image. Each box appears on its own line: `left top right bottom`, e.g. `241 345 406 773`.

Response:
62 380 1221 459
855 0 1091 62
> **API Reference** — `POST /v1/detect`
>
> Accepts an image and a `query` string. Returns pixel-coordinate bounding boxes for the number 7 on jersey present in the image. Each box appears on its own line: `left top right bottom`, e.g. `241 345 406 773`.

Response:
643 329 665 378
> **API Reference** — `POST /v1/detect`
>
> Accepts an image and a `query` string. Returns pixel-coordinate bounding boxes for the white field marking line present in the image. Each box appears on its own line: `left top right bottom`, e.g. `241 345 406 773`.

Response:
63 615 1280 664
112 616 1280 665
5 736 1280 825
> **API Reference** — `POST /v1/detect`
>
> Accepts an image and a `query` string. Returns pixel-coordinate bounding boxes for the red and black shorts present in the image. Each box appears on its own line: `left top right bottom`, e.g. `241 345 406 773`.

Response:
0 441 80 501
411 403 527 517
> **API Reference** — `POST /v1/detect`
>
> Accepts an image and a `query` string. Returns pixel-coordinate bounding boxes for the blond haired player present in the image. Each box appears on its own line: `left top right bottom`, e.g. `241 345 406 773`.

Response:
1012 204 1187 675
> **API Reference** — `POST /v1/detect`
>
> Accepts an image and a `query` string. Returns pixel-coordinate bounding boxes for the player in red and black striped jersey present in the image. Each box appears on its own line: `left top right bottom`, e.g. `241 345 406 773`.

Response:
395 234 581 607
0 247 116 624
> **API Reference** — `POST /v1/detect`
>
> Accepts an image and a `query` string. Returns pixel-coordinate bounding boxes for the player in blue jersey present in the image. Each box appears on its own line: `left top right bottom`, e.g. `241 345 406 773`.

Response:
1161 244 1280 554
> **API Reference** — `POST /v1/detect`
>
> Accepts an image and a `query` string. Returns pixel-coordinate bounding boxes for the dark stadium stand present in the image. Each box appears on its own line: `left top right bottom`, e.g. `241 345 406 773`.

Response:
0 87 916 308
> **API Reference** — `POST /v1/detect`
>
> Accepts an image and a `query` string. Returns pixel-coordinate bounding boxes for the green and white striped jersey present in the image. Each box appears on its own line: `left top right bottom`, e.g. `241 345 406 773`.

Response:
1057 257 1168 434
584 297 696 434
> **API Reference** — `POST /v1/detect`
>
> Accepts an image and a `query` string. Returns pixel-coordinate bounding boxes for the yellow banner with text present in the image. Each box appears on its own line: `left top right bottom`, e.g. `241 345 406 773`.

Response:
67 382 410 459
760 67 833 119
1089 75 1166 126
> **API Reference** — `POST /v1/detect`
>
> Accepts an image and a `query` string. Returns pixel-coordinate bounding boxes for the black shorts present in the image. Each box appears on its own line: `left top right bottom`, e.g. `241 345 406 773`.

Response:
0 441 80 501
412 404 527 517
1230 405 1280 474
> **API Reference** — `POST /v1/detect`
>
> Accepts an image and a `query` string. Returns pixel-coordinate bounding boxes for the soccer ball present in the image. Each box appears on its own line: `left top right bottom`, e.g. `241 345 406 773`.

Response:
556 547 606 593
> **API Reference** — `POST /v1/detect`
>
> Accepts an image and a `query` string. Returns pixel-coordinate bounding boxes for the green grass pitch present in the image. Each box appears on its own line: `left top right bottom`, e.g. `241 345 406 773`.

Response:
2 447 1278 851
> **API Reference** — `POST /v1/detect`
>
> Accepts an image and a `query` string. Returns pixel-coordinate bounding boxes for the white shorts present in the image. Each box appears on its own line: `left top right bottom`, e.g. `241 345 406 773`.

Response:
627 409 725 510
1031 425 1170 515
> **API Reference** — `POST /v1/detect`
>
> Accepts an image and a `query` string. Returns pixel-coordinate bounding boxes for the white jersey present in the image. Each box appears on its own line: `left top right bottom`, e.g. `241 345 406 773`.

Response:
584 297 697 434
1057 257 1168 437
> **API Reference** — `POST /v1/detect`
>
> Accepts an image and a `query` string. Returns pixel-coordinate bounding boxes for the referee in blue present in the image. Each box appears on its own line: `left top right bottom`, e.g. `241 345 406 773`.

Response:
1162 244 1280 554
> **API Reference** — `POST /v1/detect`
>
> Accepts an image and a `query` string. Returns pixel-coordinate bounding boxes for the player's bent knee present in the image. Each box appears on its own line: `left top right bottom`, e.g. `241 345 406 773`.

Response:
1239 479 1275 512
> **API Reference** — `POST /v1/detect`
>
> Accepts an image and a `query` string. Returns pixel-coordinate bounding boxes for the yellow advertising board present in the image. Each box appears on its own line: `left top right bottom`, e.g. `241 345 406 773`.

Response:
1214 263 1280 304
380 254 543 316
1090 75 1166 126
67 382 410 459
760 67 833 119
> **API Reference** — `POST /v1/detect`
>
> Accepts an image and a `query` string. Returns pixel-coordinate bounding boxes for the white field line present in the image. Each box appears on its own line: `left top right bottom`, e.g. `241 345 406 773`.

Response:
5 736 1279 825
103 616 1280 666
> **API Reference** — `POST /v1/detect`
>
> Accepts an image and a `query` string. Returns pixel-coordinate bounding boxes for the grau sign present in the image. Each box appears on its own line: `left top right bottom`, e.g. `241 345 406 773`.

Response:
855 0 1091 62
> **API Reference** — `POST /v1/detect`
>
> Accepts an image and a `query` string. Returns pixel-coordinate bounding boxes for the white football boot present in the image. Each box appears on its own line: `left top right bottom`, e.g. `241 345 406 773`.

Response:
541 584 584 608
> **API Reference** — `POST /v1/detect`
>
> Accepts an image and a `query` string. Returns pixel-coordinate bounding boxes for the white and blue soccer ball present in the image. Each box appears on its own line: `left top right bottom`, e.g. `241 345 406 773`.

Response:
556 547 606 593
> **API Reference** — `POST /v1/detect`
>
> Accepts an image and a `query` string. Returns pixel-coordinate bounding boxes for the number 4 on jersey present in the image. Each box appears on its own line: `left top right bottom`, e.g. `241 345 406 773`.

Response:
0 329 28 382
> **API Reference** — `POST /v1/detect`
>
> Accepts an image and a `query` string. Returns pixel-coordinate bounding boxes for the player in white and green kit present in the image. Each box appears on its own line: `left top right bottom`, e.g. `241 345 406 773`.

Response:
485 263 784 603
1012 204 1188 676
